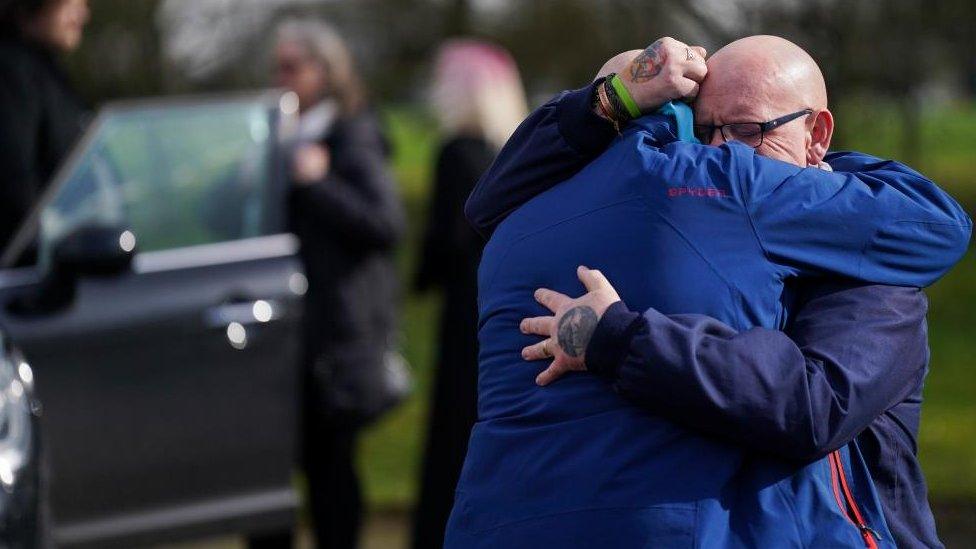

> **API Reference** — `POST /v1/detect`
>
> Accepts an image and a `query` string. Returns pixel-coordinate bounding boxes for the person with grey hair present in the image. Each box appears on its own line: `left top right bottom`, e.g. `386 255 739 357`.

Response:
249 18 405 549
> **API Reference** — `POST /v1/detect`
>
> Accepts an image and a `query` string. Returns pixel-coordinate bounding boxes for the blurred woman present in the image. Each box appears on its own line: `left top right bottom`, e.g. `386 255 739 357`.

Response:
412 39 527 549
257 19 405 549
0 0 89 252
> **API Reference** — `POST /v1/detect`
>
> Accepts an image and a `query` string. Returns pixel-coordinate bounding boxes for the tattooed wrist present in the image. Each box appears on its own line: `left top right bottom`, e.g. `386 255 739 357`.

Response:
556 306 599 358
630 39 666 82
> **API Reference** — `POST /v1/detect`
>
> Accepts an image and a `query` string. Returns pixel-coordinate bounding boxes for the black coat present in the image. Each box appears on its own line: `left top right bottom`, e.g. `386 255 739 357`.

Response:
0 35 86 250
412 135 494 549
288 110 405 362
415 136 489 301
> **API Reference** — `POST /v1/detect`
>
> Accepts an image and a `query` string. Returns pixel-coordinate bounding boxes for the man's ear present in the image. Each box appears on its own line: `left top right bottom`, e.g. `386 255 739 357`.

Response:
806 109 834 166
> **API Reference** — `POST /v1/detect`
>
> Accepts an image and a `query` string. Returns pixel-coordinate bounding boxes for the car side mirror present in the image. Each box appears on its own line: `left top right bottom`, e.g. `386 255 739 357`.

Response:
6 225 135 316
52 224 135 277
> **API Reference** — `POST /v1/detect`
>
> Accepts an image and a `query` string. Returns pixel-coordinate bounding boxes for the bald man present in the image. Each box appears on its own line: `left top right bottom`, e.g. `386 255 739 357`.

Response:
454 36 971 548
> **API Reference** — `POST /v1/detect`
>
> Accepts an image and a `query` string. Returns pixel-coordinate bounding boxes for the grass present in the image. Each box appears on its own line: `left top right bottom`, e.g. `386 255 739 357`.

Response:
836 99 976 496
358 101 976 509
358 109 439 507
917 256 976 497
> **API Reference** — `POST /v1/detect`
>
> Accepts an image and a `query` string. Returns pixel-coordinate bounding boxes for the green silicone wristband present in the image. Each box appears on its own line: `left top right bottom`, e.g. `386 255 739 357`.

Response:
609 74 642 119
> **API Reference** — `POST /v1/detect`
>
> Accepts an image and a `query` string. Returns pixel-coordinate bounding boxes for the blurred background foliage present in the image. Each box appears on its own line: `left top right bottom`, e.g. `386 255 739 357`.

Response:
62 0 974 523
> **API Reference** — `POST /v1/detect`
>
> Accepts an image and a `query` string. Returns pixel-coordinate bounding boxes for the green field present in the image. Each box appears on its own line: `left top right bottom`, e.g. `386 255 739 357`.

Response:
358 103 976 510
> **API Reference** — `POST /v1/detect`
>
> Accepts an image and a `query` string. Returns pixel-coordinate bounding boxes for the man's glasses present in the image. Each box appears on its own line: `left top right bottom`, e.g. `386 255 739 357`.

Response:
693 108 814 148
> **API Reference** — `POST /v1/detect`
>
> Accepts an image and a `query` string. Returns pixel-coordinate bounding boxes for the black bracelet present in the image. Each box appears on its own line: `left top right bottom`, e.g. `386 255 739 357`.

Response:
602 73 636 122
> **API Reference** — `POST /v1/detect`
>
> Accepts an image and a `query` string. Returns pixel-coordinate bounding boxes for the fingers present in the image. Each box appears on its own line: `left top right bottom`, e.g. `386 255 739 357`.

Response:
620 37 707 109
522 338 554 361
577 265 612 292
534 288 570 313
676 79 701 102
676 42 707 101
536 361 569 386
520 315 555 337
683 52 707 82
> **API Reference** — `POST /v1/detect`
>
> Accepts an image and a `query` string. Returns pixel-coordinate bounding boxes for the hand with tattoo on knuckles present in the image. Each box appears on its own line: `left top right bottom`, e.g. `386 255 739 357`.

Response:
590 38 708 123
520 266 622 385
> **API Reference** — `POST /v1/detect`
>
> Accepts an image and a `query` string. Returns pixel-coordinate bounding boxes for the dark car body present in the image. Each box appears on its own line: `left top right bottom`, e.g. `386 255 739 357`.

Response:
0 335 44 548
0 91 305 547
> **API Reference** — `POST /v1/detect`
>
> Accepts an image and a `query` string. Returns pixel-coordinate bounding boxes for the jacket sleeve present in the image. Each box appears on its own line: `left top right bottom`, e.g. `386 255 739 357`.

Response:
642 141 972 287
464 81 618 238
290 118 405 252
744 149 972 287
585 281 929 461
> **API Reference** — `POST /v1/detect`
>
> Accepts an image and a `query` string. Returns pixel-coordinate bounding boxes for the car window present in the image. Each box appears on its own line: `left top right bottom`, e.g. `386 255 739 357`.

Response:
36 98 278 269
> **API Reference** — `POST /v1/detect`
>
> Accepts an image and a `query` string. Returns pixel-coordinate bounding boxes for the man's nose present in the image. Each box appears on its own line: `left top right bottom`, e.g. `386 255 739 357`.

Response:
707 131 724 147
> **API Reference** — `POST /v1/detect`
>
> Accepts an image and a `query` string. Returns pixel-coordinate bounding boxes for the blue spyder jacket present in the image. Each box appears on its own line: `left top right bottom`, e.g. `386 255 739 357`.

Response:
446 99 970 547
464 83 973 547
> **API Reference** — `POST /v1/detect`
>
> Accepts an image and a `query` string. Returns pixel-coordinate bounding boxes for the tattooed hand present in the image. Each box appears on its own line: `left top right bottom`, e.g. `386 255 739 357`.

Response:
596 37 708 115
520 266 622 386
630 40 667 82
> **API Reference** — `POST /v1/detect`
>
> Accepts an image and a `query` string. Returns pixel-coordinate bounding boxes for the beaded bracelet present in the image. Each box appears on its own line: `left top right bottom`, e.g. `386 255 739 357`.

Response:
594 79 621 132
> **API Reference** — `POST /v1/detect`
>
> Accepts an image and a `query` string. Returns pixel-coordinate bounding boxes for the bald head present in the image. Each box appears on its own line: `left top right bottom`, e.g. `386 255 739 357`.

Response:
705 35 826 113
594 49 643 81
696 35 834 167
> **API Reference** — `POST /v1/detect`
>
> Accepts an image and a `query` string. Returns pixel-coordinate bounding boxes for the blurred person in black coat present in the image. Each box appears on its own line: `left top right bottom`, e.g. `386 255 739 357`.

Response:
0 0 89 253
411 40 527 549
249 19 405 549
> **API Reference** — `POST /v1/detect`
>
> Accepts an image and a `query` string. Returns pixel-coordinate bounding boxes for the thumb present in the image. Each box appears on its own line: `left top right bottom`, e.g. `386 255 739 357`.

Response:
691 46 707 60
577 265 611 292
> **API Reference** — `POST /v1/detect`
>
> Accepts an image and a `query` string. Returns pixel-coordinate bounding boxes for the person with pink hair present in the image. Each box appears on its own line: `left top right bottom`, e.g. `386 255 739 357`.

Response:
412 39 527 549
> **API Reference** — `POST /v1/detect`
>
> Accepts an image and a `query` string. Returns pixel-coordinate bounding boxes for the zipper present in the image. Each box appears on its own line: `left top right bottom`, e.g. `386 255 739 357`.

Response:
828 450 880 549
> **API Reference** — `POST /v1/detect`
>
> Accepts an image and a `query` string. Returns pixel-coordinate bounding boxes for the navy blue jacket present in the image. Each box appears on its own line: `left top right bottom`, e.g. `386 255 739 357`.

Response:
463 81 972 547
449 112 968 548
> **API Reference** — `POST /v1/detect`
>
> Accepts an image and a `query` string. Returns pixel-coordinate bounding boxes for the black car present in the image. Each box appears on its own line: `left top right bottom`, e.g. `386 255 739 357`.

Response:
0 90 305 547
0 332 43 548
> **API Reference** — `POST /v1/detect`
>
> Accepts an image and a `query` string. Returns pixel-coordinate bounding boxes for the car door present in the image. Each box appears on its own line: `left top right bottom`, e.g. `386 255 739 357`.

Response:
0 92 304 545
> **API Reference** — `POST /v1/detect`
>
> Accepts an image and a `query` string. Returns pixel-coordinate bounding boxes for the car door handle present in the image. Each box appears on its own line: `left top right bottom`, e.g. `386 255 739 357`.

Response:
204 299 281 329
